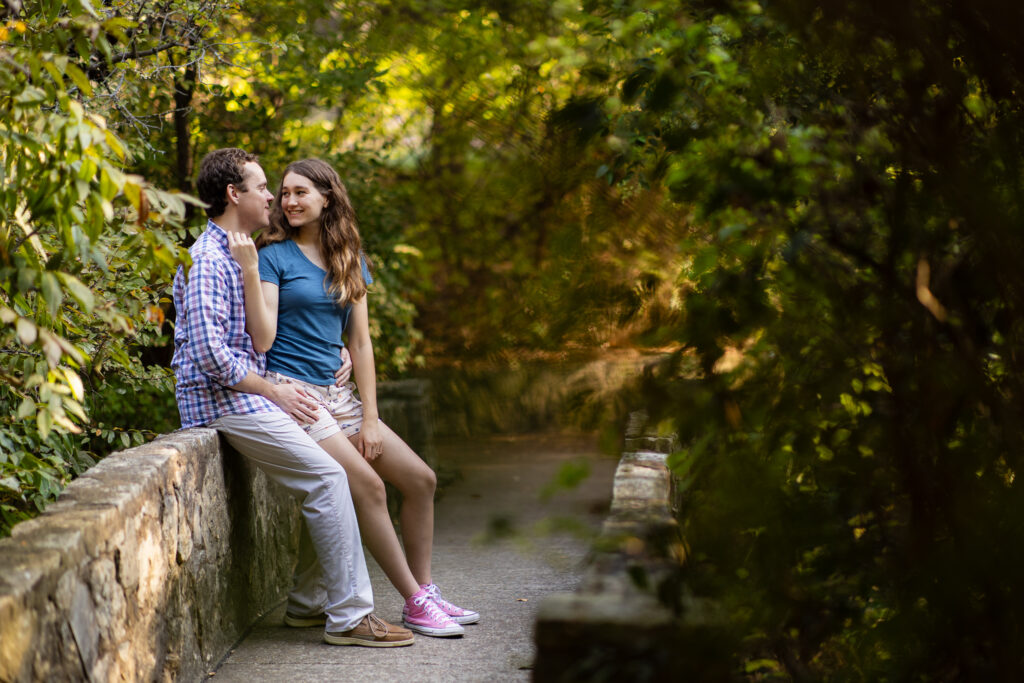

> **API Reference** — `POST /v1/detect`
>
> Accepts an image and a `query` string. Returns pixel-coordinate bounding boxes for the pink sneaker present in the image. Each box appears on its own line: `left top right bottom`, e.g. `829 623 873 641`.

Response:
424 583 480 625
402 589 465 637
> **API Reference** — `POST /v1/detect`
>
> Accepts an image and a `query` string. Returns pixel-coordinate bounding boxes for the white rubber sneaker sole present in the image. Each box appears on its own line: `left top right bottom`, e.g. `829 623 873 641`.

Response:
449 611 480 625
402 619 465 637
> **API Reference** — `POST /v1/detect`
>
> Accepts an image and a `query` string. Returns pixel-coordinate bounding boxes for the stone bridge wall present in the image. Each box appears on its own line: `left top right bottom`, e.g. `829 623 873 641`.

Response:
533 411 728 682
0 428 300 683
0 380 431 683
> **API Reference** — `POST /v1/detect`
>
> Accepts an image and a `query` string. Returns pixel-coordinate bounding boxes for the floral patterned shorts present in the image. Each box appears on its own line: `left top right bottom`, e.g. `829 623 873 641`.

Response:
266 371 366 442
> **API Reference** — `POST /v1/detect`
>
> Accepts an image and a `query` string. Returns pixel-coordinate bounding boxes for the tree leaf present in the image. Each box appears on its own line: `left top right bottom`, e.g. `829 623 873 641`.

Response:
17 397 36 420
57 273 94 312
16 318 37 345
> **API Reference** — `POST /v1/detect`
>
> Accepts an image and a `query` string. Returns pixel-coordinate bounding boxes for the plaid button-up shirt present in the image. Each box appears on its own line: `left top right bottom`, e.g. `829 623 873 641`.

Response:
172 221 279 428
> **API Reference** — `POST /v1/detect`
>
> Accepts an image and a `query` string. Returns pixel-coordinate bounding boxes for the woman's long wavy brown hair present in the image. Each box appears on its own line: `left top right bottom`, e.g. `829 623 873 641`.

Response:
258 159 368 305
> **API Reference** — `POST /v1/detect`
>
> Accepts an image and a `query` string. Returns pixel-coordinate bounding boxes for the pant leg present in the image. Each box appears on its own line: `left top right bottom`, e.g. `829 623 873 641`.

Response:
211 412 374 631
288 517 327 616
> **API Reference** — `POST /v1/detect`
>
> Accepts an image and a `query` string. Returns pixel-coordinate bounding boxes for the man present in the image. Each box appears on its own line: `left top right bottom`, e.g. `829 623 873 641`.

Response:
171 148 413 647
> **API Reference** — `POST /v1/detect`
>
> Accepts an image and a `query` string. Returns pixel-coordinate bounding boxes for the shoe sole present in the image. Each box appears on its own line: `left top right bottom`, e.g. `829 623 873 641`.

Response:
284 614 326 628
451 614 480 625
323 632 415 647
402 620 465 637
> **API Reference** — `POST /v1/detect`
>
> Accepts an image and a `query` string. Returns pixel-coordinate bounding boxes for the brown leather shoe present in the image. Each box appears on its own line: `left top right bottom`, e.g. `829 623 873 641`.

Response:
324 613 415 647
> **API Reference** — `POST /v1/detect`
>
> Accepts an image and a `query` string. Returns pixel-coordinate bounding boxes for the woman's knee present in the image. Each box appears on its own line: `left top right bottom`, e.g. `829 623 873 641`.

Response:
351 470 388 509
404 463 436 499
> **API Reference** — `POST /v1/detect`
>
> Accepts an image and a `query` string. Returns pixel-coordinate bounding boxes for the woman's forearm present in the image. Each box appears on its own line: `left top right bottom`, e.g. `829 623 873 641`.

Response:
227 231 277 353
350 342 378 419
347 297 378 419
239 267 277 353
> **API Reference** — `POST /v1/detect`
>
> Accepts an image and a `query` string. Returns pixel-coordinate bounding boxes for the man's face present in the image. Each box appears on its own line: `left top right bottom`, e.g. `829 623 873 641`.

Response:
234 162 274 233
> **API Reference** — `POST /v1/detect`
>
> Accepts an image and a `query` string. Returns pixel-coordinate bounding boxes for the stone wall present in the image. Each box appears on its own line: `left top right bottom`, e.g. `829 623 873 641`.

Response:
0 378 434 683
532 412 728 682
0 428 301 683
378 378 435 468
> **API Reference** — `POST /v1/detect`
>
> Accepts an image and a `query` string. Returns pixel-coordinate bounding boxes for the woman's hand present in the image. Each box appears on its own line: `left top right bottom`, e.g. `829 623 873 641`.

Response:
227 231 259 272
268 382 320 424
334 347 353 386
357 418 383 461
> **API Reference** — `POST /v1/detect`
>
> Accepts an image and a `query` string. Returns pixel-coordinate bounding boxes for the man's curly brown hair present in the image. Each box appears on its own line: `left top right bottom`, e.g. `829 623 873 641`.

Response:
196 148 259 218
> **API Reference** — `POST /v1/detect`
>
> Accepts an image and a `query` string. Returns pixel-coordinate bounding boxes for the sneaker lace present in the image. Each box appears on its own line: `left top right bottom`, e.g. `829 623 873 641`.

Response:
366 613 390 637
425 584 459 613
413 594 452 623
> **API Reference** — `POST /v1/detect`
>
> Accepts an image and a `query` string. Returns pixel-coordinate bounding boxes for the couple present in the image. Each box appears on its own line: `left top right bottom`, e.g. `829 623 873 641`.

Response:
171 148 477 647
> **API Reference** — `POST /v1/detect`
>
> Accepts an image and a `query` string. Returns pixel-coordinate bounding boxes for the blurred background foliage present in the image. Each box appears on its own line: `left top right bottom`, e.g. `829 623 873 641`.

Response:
3 0 1024 677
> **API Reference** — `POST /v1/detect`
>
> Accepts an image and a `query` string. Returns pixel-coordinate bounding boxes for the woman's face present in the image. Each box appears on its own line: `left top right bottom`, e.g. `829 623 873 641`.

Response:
279 171 328 230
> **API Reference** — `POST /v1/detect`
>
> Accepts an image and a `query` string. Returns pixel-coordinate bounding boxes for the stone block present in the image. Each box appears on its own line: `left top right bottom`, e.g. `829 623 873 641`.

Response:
0 589 37 683
8 518 89 569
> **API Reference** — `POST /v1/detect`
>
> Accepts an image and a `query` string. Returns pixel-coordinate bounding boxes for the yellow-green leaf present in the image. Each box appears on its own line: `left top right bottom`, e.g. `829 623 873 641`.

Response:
41 272 63 315
16 317 37 345
39 330 64 367
57 272 95 312
62 367 85 401
105 130 126 161
37 408 53 439
63 397 87 422
64 63 93 97
17 396 35 419
53 414 83 434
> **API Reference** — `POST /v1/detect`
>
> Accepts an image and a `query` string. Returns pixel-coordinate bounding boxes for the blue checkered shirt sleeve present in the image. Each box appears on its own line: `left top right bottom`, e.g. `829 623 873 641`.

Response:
172 223 277 427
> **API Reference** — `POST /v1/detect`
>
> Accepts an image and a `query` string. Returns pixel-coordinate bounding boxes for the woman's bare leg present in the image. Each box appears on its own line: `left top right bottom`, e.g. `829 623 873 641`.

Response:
360 422 437 587
317 432 421 599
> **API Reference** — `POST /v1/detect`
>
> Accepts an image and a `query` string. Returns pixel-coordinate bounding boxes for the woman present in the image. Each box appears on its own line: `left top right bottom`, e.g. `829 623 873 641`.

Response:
228 158 478 637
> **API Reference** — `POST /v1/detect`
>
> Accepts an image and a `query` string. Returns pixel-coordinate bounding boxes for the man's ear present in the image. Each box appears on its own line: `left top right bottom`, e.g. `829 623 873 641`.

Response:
227 184 240 206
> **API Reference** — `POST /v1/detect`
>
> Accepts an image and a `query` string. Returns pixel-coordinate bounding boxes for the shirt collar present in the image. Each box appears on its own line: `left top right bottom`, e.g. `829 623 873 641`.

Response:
207 220 230 249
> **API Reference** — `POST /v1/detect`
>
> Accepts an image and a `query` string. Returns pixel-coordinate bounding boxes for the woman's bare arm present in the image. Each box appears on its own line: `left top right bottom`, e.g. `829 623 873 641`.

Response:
226 231 279 353
346 296 382 460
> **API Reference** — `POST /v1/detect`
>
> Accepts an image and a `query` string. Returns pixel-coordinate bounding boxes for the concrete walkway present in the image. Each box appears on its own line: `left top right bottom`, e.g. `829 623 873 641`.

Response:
210 432 617 682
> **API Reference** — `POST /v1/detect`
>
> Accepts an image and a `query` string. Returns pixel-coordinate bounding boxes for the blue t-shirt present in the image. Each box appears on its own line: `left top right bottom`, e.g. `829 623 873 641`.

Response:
257 239 372 385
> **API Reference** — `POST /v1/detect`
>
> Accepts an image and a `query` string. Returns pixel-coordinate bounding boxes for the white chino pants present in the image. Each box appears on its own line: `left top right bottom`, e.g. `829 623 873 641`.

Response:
211 412 373 631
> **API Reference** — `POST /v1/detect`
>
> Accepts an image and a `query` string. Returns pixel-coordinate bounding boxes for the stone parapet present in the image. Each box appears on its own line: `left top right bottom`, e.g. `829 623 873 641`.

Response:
0 429 301 683
533 412 725 682
378 378 435 468
0 379 435 683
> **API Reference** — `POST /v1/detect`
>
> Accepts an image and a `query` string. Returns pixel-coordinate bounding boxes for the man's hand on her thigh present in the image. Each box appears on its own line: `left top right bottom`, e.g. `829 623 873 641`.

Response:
268 382 320 424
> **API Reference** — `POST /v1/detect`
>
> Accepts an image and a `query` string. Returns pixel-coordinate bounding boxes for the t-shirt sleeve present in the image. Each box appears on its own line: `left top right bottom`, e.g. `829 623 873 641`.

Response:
361 255 373 286
258 243 281 286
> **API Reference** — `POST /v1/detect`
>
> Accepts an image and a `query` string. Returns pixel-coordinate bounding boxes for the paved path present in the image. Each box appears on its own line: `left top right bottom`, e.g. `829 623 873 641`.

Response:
211 432 617 682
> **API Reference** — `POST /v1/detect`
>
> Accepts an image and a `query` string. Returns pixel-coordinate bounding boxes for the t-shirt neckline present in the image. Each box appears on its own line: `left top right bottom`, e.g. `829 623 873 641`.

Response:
287 238 327 274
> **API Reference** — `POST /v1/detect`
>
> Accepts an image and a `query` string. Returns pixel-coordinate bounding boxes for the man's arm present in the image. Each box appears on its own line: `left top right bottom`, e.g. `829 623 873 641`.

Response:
181 256 252 387
231 371 319 423
183 255 317 422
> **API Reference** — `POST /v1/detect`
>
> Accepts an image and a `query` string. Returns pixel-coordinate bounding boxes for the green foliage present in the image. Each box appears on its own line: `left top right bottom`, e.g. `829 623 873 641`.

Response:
546 0 1024 678
1 1 197 534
